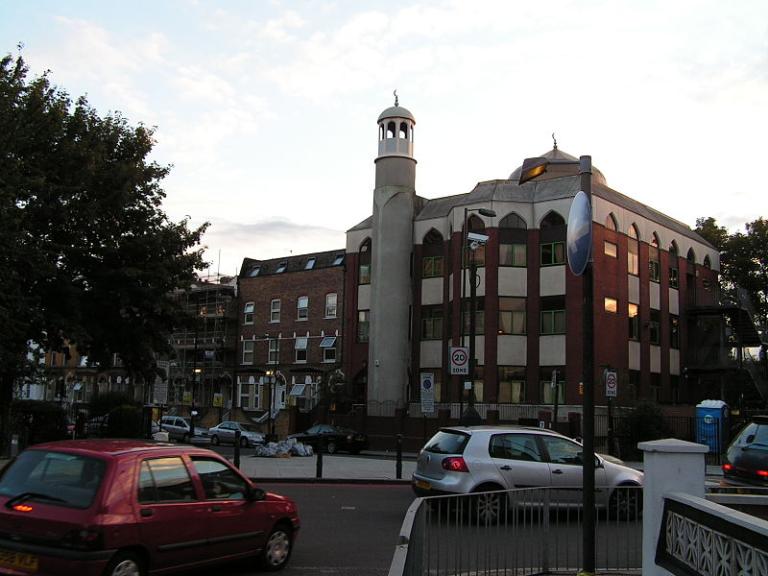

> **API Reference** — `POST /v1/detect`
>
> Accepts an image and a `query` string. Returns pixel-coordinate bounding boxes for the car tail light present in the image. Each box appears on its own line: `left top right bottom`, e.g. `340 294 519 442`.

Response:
61 527 104 550
442 457 469 473
722 463 733 472
757 469 768 478
11 504 33 513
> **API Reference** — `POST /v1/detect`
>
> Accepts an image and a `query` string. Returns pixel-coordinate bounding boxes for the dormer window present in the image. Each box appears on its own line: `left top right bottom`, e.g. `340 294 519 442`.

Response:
247 266 260 277
276 261 287 273
305 258 316 270
333 254 344 266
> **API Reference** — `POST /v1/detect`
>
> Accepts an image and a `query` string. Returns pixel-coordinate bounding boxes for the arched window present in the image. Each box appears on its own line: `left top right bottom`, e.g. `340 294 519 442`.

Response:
668 241 679 288
399 122 408 139
627 224 640 276
540 211 565 266
649 233 660 282
387 121 396 139
540 211 566 228
359 239 372 285
422 229 444 278
604 213 618 231
500 213 527 229
687 248 696 264
703 255 711 269
499 212 527 267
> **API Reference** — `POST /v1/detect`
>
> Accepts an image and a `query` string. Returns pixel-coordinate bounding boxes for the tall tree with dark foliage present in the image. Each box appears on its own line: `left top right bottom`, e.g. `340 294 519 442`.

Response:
0 51 208 451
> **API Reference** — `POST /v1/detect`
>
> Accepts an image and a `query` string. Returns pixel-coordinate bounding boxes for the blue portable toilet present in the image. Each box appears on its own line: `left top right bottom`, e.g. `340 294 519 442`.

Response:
695 400 729 453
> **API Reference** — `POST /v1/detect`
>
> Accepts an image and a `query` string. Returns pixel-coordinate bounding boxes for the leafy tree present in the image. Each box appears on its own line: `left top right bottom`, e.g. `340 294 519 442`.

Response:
695 217 729 252
726 218 768 329
696 216 768 329
0 51 209 451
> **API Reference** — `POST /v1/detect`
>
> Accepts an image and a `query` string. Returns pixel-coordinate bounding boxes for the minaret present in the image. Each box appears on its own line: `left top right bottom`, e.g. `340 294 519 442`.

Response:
368 93 417 406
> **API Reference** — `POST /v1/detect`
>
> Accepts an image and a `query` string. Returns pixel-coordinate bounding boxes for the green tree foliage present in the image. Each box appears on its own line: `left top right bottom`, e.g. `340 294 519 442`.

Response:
0 52 209 442
695 217 729 252
695 216 768 328
618 401 672 460
10 400 70 448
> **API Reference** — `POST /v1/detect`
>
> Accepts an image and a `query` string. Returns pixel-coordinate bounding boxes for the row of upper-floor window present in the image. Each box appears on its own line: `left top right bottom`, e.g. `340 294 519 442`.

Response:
356 211 712 284
241 335 337 365
361 243 708 286
416 296 679 347
242 293 337 325
359 241 565 284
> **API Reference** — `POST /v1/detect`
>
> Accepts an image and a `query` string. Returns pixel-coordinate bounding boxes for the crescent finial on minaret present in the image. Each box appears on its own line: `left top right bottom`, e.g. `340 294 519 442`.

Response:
393 89 399 107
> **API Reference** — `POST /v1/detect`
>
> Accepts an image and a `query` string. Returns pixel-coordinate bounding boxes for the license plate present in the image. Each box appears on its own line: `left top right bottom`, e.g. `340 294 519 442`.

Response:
0 549 38 573
415 479 431 490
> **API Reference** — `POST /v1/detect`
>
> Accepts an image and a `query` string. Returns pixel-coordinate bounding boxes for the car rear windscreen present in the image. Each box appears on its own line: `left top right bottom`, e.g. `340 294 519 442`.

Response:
423 430 469 455
0 450 106 509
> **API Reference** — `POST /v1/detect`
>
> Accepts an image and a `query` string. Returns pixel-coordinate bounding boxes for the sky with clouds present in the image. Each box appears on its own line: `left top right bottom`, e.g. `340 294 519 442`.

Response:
2 0 766 278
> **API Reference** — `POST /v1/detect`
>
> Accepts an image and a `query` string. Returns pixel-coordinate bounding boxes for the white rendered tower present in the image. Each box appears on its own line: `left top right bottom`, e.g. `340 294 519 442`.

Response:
368 95 417 406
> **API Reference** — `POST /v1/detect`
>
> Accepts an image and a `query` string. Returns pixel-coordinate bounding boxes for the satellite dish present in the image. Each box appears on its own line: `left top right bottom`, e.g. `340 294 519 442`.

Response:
567 190 592 276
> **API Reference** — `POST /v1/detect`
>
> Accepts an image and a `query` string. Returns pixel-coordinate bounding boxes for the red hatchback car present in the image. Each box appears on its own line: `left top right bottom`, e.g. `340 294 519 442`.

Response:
0 439 300 576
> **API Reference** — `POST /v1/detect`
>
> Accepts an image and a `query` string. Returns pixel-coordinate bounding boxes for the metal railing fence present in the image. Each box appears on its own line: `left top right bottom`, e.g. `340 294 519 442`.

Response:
391 486 642 576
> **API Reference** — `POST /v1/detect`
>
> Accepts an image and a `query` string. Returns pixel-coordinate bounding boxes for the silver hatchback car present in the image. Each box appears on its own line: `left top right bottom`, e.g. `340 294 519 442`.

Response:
412 426 643 521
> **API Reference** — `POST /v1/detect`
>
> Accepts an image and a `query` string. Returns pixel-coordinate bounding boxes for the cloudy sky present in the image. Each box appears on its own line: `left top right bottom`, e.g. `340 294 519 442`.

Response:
2 0 766 277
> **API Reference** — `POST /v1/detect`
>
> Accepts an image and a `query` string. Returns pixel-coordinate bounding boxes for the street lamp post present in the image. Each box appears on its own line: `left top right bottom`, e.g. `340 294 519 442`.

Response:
265 334 278 440
519 154 596 574
461 206 496 425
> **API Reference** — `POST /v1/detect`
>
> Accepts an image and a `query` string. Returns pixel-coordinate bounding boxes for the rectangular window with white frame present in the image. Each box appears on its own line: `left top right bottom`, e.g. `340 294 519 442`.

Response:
325 293 337 318
295 337 308 363
297 296 309 320
320 336 337 363
242 341 254 364
270 299 281 323
268 338 279 364
243 301 254 325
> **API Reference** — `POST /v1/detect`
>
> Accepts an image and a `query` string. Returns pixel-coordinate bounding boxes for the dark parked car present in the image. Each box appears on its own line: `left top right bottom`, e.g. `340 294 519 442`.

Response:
0 439 300 575
722 415 768 486
288 424 369 454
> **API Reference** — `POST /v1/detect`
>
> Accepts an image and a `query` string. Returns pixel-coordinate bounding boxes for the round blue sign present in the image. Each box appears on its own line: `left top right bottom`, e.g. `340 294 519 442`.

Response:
566 190 592 276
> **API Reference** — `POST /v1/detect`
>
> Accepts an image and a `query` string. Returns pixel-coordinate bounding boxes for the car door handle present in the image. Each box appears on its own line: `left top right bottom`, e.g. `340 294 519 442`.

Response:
500 465 512 470
552 469 563 475
140 508 154 517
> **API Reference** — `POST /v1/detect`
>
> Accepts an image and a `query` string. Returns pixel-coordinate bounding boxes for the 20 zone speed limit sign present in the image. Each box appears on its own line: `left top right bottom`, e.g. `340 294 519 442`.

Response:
450 347 469 375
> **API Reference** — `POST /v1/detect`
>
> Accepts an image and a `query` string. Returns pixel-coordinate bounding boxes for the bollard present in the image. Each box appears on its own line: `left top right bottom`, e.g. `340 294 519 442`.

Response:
316 440 324 478
234 430 241 469
10 435 19 458
396 434 403 479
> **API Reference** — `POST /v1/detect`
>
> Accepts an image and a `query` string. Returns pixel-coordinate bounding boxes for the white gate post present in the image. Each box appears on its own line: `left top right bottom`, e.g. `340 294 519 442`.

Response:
638 438 709 576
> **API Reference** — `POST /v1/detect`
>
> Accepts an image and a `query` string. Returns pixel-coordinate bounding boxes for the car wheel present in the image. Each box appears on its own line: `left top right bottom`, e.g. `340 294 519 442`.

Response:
470 485 506 525
260 523 293 571
240 436 249 448
326 441 337 454
211 435 219 446
104 551 145 576
609 484 642 520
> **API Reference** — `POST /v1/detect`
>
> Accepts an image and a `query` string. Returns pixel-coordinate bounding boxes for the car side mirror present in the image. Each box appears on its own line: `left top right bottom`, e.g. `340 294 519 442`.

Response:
247 487 266 502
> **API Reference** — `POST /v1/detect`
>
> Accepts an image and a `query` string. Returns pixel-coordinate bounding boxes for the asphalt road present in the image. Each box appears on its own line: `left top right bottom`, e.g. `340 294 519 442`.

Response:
215 482 417 576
